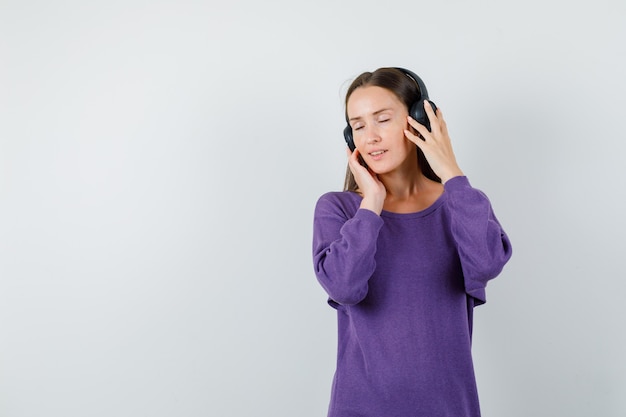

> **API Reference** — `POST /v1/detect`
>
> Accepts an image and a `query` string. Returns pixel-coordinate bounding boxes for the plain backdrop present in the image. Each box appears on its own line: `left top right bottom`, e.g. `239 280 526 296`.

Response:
1 1 625 416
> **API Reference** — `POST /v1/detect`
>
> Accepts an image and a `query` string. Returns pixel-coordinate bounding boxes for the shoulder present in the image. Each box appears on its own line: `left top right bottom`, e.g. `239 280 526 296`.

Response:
443 175 472 192
442 176 495 212
443 176 491 199
314 191 362 219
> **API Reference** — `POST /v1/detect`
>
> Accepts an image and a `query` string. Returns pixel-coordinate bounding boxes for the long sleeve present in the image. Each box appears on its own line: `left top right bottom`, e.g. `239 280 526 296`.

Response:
312 181 510 416
444 176 513 305
312 193 384 306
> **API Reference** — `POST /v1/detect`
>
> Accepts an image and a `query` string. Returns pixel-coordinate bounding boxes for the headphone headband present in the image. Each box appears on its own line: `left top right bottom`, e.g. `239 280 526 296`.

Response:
394 67 429 100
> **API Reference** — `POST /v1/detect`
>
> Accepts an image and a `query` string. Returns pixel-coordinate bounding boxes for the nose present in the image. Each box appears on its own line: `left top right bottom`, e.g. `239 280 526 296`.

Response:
363 125 381 145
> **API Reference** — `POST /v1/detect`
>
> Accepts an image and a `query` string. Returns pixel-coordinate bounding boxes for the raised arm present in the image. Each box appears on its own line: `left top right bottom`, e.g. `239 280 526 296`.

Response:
312 194 384 306
444 176 513 305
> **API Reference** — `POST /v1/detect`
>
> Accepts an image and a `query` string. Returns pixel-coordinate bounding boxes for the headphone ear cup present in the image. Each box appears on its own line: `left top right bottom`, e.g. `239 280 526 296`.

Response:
409 99 437 132
343 125 356 151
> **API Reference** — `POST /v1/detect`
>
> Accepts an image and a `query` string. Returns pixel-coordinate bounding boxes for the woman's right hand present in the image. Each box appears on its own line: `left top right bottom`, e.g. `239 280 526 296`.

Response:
346 148 386 215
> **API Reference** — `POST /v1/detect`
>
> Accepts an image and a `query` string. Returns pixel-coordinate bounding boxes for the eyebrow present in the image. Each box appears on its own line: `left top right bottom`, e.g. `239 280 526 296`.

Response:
348 108 393 123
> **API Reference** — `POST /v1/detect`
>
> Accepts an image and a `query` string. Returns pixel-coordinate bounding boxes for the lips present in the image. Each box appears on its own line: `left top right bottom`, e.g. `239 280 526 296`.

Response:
368 149 387 160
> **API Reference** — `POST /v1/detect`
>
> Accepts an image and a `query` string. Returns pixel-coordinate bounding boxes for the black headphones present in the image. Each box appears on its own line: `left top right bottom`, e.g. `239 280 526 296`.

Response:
343 67 437 151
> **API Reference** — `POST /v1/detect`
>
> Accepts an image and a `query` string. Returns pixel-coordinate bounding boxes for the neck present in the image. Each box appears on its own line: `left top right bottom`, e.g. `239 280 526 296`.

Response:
378 158 444 214
379 152 426 200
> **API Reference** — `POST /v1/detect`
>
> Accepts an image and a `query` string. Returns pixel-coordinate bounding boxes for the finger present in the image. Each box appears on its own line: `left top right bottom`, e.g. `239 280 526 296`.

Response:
406 114 422 130
347 148 366 171
406 116 430 140
346 147 360 162
404 129 426 149
439 117 449 137
406 115 427 134
434 109 450 137
424 101 440 131
346 147 359 172
424 100 437 116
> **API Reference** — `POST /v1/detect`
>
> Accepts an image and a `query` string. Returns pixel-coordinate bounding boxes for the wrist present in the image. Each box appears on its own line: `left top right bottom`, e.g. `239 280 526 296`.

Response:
360 196 384 215
440 168 464 184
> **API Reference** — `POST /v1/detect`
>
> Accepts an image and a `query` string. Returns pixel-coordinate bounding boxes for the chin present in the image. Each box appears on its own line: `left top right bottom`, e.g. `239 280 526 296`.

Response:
367 164 393 175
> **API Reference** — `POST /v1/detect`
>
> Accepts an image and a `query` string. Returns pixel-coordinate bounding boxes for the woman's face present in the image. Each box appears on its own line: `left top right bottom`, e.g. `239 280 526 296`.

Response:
346 86 415 174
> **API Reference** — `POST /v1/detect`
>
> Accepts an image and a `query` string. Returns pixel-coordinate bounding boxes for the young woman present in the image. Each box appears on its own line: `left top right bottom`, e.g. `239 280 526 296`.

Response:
312 67 512 417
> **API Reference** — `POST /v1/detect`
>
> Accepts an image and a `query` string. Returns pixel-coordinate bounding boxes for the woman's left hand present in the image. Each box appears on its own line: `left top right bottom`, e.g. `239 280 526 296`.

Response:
404 101 464 183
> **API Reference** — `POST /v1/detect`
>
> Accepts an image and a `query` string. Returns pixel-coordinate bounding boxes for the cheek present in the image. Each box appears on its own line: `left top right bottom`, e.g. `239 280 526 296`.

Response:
392 124 411 144
353 133 367 148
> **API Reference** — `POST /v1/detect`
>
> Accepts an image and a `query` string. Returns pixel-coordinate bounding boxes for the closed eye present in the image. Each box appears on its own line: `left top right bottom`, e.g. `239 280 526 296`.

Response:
377 113 392 123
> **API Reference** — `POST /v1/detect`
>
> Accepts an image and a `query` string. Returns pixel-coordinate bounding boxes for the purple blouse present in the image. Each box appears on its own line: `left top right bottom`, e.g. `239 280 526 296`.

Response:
312 176 512 417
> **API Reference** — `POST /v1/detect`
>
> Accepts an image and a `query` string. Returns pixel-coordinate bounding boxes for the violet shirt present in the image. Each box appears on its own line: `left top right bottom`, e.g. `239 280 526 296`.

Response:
312 176 512 417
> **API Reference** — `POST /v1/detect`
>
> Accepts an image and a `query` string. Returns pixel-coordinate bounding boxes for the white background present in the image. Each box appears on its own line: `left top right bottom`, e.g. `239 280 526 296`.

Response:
1 1 625 416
